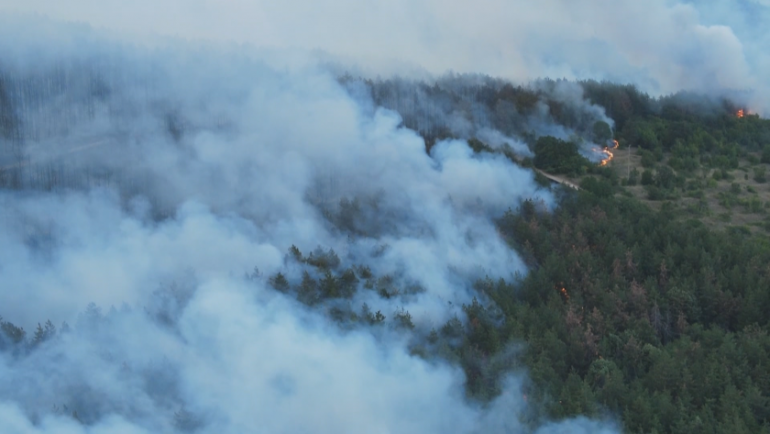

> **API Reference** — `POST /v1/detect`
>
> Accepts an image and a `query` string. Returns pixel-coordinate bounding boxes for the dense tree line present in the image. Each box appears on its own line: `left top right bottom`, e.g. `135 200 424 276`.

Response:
3 67 770 432
490 188 770 433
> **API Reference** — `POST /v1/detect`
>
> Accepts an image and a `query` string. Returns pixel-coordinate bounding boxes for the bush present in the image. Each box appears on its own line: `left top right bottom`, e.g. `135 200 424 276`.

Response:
645 185 666 200
534 170 551 188
641 170 654 185
627 168 639 186
640 150 656 168
654 165 676 189
580 176 613 198
762 146 770 164
533 136 589 175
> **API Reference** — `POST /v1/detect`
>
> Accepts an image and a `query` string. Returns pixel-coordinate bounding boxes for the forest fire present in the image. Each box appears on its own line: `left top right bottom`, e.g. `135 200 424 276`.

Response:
593 139 619 166
737 109 745 118
559 287 569 301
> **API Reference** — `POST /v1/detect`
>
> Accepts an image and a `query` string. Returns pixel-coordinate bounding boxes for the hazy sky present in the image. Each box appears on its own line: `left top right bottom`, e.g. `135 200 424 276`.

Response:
2 0 769 110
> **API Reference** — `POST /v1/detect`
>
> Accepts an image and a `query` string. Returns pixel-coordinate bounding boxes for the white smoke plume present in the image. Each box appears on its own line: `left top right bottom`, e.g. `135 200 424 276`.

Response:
341 75 616 163
2 0 768 112
0 16 624 434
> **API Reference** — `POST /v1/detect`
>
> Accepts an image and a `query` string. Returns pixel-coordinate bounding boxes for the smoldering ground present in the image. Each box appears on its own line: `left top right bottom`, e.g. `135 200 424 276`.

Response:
0 17 629 433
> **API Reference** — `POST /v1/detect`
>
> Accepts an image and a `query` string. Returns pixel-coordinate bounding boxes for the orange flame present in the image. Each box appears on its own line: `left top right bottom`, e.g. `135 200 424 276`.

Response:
737 109 745 118
593 139 619 167
559 287 569 301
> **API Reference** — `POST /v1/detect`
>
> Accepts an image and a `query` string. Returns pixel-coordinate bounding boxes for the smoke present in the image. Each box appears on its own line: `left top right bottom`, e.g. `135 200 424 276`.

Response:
0 16 629 433
0 284 621 433
0 36 552 325
2 0 769 112
0 0 763 429
340 75 616 163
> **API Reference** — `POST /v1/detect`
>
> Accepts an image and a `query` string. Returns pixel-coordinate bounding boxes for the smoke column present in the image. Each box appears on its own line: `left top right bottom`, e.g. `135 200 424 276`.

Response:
0 16 626 434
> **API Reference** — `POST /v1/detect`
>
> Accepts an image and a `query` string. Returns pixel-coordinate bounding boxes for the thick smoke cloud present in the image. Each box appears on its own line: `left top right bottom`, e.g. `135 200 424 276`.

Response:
348 75 615 161
0 284 620 433
0 24 552 326
2 0 768 112
0 17 628 434
0 0 759 430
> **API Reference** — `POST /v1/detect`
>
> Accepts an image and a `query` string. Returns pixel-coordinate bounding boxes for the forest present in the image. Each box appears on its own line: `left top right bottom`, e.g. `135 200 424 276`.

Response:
374 78 770 433
1 54 770 434
272 81 770 433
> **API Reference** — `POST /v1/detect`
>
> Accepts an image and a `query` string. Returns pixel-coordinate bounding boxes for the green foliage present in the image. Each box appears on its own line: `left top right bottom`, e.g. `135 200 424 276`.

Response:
268 272 290 292
319 270 339 298
289 245 303 262
754 166 767 183
592 121 613 143
467 138 494 154
6 76 770 433
361 303 386 325
534 170 551 188
627 168 639 186
580 177 613 198
640 149 656 168
641 170 654 185
338 268 359 298
654 166 676 189
32 320 56 346
0 317 25 347
463 297 501 355
622 119 660 150
580 80 653 130
306 247 341 270
762 146 770 164
533 136 590 175
497 188 770 433
731 182 743 195
297 271 319 306
393 308 415 330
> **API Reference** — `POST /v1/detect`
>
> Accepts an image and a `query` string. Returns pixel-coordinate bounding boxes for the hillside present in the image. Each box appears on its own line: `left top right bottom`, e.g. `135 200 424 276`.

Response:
0 48 769 434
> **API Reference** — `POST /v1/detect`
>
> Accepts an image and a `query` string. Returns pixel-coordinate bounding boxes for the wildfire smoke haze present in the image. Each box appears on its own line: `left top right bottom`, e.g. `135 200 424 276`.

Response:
0 15 629 434
0 0 769 432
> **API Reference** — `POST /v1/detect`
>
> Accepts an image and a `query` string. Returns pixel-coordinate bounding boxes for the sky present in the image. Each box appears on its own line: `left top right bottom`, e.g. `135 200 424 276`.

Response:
1 0 769 111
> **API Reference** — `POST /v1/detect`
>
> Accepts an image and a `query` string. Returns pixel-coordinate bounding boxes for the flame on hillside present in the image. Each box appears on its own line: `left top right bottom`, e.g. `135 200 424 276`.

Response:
737 109 745 118
592 139 619 166
559 287 569 301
